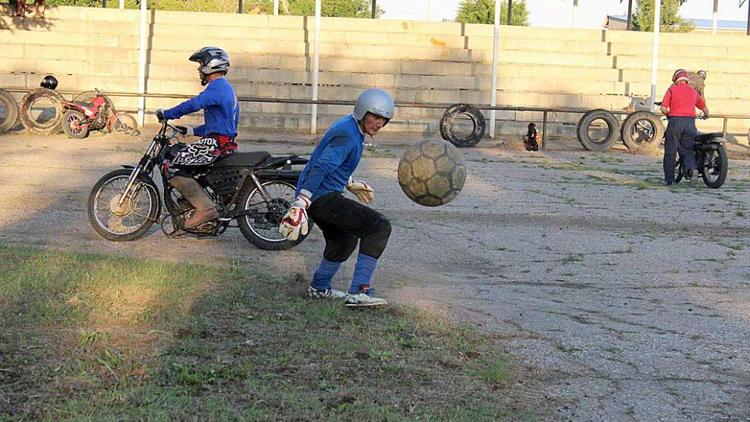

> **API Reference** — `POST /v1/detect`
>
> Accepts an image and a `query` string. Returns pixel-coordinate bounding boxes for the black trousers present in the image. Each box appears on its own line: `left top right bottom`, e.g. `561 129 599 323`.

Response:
663 116 697 183
307 192 391 262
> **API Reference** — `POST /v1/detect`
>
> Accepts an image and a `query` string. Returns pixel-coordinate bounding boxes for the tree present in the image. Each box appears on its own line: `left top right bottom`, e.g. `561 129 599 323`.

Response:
632 0 693 32
456 0 529 26
46 0 384 17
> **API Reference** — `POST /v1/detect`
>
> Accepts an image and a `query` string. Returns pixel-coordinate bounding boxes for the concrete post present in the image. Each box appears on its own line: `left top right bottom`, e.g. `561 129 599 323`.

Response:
712 0 718 34
274 0 279 15
119 0 124 9
649 0 661 112
311 0 321 134
489 0 500 139
137 0 148 126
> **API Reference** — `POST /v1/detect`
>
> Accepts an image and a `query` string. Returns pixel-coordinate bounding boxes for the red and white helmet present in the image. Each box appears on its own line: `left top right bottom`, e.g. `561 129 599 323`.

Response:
672 69 689 84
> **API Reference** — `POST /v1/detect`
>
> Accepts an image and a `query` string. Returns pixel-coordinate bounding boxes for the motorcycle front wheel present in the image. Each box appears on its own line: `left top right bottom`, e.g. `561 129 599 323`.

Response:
62 110 89 139
237 180 310 250
87 169 161 241
701 146 728 189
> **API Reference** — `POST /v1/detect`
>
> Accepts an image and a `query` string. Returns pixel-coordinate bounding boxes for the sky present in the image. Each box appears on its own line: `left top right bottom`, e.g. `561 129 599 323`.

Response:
378 0 749 28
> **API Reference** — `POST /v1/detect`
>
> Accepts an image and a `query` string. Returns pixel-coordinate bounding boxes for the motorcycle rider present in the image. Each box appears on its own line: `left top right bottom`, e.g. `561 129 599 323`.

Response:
659 68 709 186
156 46 240 228
279 88 393 307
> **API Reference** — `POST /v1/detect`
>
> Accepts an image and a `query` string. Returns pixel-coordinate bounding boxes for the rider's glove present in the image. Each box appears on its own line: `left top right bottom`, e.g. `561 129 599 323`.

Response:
155 108 165 122
279 195 311 241
175 125 194 136
346 176 375 204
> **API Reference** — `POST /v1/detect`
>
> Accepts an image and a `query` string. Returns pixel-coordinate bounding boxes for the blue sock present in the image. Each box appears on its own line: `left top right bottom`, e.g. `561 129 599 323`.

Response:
349 253 378 294
312 258 341 291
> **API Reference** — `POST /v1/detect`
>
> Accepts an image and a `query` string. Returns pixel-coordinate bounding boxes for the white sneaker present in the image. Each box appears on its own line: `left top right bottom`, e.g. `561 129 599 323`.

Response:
307 286 346 299
345 290 388 307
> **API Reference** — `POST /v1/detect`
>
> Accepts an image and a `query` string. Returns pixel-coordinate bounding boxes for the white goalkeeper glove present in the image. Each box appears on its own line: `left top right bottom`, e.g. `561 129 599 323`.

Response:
346 176 375 204
279 195 311 241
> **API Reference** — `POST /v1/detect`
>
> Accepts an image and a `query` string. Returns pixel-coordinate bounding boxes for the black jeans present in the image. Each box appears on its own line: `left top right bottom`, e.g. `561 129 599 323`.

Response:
663 116 697 183
307 192 391 262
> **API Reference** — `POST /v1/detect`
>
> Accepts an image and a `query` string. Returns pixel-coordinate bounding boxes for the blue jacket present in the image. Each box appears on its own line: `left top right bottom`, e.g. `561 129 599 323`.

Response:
296 115 365 201
163 77 239 138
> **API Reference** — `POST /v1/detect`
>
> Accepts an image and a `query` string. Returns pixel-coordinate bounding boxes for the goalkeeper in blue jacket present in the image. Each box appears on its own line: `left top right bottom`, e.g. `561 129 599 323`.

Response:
280 89 394 307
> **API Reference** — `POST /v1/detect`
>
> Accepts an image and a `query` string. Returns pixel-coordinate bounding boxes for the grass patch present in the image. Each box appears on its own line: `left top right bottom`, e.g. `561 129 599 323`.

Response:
0 244 545 420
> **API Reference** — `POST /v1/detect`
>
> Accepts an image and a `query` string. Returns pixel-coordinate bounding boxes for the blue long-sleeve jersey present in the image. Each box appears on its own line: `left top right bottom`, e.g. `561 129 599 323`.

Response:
296 115 365 201
163 77 239 138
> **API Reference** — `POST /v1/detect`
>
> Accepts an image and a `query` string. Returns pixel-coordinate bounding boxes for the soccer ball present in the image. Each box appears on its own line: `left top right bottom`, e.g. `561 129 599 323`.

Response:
397 139 466 206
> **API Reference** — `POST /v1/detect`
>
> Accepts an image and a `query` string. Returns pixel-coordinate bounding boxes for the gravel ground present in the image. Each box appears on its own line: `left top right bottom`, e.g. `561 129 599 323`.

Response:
1 127 749 421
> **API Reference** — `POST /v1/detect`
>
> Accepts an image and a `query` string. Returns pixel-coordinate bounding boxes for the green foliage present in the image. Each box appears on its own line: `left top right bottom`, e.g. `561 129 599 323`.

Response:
456 0 529 26
633 0 694 32
47 0 383 17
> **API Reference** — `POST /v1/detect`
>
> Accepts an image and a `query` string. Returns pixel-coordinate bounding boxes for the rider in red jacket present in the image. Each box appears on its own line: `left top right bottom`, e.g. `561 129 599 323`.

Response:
659 69 710 186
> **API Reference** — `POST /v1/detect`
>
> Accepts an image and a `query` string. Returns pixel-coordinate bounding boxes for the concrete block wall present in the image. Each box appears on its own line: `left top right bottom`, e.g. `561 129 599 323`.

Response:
1 5 748 139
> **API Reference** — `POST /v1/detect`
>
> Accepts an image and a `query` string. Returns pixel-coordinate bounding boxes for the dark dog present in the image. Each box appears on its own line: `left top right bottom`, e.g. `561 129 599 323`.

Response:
523 122 539 151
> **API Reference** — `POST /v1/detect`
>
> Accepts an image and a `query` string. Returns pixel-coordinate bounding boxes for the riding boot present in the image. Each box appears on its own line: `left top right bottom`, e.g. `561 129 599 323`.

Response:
169 176 218 228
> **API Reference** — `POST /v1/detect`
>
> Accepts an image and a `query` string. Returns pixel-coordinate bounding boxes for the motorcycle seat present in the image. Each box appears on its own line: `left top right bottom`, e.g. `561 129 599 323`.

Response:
213 151 270 168
695 132 723 143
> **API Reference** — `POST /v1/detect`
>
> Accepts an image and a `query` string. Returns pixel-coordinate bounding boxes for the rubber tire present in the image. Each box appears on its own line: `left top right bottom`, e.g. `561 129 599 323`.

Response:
576 109 620 152
19 88 64 135
87 169 161 242
0 88 19 133
62 110 90 139
621 111 664 153
237 180 310 250
439 103 486 148
112 111 140 136
701 146 728 189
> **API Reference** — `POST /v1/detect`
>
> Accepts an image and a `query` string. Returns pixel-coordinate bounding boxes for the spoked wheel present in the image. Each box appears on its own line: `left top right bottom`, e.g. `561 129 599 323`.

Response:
112 111 140 136
62 110 89 139
701 147 728 188
237 180 310 250
87 169 161 241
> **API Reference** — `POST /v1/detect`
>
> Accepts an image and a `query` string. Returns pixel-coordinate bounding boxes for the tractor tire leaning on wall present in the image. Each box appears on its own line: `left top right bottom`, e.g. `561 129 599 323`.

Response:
576 109 620 152
621 111 664 154
19 88 64 135
439 103 486 148
0 88 19 134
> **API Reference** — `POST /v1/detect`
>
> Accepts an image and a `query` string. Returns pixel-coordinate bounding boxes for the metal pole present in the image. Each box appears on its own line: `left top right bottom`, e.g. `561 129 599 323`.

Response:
137 0 148 126
571 0 578 28
274 0 279 15
489 0 500 139
747 0 750 36
371 0 376 19
507 0 512 25
649 0 661 112
119 0 124 9
712 0 718 34
541 111 547 150
311 0 321 134
627 0 633 30
239 0 244 14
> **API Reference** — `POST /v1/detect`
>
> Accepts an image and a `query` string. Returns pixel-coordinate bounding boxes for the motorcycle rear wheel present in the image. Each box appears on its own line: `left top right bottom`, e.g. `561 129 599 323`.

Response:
88 169 160 241
701 146 728 189
62 110 89 139
237 180 310 250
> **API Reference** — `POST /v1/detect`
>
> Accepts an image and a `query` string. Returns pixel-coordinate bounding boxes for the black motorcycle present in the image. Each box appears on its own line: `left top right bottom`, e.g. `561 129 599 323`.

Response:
674 131 728 188
87 120 309 250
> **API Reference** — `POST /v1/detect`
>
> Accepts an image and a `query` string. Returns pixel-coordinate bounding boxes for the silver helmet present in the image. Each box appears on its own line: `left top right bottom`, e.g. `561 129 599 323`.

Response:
353 88 394 124
189 46 230 85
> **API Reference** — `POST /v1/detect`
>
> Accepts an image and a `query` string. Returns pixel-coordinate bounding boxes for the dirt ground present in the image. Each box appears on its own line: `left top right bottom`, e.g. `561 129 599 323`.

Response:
1 127 749 421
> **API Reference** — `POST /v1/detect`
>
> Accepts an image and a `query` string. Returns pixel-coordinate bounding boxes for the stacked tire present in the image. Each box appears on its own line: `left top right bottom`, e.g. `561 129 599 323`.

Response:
439 103 486 148
576 109 620 152
19 88 64 135
620 111 664 153
0 88 19 134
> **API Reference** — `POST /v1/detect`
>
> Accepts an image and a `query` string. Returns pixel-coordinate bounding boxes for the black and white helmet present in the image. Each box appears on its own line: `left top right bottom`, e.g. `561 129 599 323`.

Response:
189 46 230 85
353 88 394 124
